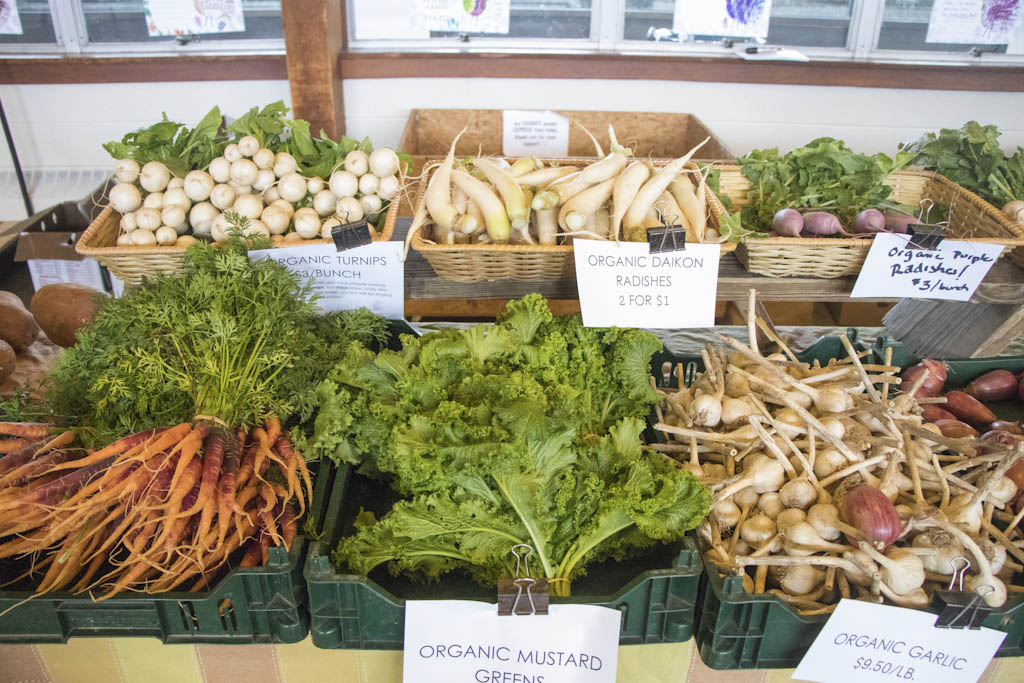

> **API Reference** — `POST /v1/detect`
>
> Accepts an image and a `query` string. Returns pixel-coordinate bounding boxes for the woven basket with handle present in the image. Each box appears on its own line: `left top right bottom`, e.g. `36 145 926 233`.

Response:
709 166 1024 278
411 158 737 283
76 195 399 287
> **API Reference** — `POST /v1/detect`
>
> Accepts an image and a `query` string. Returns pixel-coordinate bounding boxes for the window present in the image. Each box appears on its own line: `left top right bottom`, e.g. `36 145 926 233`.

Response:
0 0 283 55
345 0 1024 67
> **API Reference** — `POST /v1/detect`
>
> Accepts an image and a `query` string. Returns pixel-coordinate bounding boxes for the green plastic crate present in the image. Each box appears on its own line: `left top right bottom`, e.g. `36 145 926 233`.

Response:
695 340 1024 669
304 462 704 650
0 458 345 644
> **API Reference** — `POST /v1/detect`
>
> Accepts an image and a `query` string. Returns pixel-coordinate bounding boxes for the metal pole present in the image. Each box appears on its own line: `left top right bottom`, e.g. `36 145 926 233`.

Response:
0 96 32 216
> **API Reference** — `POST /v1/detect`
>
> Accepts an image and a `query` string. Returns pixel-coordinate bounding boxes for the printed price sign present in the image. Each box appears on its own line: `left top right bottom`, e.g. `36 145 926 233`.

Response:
793 599 1005 683
850 233 1002 301
503 110 570 158
248 241 404 318
573 240 720 328
404 601 620 683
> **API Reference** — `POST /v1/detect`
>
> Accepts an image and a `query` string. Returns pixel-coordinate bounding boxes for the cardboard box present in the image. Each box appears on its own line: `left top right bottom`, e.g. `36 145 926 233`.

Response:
398 108 734 167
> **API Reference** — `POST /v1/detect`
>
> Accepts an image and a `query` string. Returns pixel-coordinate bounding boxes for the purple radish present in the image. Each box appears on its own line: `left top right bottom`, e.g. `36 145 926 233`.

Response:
772 208 803 237
801 212 843 236
884 213 916 234
854 209 886 233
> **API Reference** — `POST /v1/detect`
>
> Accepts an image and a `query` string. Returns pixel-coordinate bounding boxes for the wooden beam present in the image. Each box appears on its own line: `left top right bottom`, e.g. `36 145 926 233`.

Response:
339 51 1024 93
0 56 286 84
282 0 345 138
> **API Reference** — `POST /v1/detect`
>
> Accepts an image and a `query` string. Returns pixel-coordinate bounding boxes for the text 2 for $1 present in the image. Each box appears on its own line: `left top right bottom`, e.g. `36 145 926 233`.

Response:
573 241 720 328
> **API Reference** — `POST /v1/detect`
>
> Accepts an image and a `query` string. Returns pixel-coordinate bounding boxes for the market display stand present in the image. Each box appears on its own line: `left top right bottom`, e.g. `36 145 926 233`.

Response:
0 636 1017 683
401 218 1024 357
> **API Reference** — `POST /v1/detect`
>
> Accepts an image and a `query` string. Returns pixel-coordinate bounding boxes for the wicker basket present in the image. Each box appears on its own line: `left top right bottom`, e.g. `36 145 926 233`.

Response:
709 166 1024 278
77 195 399 287
411 159 737 283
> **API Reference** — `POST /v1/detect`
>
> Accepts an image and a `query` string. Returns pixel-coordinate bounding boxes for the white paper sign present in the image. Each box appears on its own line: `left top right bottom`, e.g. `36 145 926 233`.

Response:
502 110 570 158
573 241 720 329
419 0 511 34
849 233 1002 301
27 258 106 294
674 0 774 39
926 0 1022 45
353 0 430 40
248 242 404 319
794 599 1005 683
144 0 246 37
0 1 23 35
404 601 620 683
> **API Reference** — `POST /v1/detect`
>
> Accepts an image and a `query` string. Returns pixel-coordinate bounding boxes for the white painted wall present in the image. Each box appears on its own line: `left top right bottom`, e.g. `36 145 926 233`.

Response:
0 75 1021 218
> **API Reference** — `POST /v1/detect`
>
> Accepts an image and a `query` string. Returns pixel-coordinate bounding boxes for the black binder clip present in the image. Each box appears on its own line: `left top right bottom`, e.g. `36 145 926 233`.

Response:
330 218 373 252
497 544 549 616
931 557 993 629
646 202 687 254
906 199 947 251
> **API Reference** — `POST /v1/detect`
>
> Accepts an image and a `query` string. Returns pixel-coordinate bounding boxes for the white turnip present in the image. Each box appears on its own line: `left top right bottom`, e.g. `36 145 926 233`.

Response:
109 183 142 213
155 226 178 245
358 173 380 197
344 150 369 176
233 194 264 220
189 202 218 236
120 211 138 233
278 173 309 203
115 159 140 184
184 170 214 201
224 143 242 163
335 196 364 223
143 192 164 210
253 169 275 192
210 184 237 210
140 161 171 193
131 228 157 246
209 157 231 183
273 152 298 178
369 148 400 177
377 174 400 201
329 170 358 198
253 147 274 170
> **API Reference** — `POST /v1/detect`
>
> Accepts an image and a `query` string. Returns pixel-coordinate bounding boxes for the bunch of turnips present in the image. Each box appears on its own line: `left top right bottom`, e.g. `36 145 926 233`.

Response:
103 103 402 248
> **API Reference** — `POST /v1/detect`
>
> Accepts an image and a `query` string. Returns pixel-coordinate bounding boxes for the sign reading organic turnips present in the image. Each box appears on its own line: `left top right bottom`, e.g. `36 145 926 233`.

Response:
403 601 620 683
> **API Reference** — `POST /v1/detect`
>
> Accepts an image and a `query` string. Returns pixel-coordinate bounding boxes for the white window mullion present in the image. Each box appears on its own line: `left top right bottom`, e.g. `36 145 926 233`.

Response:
595 0 624 52
849 0 884 61
48 0 85 55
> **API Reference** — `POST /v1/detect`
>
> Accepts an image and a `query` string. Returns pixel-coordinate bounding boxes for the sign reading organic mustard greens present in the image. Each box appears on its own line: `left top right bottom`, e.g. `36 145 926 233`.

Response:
403 601 620 683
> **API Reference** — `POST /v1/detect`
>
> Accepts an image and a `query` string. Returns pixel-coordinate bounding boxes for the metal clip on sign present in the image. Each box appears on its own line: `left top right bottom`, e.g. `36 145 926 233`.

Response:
931 556 993 629
497 544 549 616
646 201 687 254
906 198 948 251
330 218 373 252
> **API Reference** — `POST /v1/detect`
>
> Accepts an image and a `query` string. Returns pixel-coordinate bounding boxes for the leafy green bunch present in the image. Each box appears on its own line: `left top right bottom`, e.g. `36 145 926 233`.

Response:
304 295 709 595
739 138 913 231
900 121 1023 206
103 106 226 178
46 237 388 444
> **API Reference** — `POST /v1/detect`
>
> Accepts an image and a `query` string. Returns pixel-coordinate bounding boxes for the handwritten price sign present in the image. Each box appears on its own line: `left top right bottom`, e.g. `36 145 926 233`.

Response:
850 233 1003 301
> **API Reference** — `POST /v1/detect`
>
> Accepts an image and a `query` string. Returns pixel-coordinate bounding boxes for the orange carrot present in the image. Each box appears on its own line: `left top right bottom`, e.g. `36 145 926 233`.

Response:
216 432 242 549
182 427 224 517
272 434 301 515
239 539 261 566
280 502 297 551
162 424 208 502
0 422 52 439
0 438 28 454
43 426 178 475
265 416 281 448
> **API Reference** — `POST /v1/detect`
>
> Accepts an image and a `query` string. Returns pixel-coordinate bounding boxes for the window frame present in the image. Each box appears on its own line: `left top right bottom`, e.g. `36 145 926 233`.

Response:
0 0 285 57
342 0 1024 69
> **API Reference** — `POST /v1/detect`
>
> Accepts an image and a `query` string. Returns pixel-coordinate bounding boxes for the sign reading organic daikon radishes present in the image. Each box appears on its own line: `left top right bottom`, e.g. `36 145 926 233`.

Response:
850 233 1003 301
248 242 403 319
793 599 1005 683
573 240 720 328
403 601 620 683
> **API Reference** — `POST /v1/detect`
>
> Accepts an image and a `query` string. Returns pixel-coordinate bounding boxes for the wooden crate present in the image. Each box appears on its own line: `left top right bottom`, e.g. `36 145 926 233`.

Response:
397 109 734 169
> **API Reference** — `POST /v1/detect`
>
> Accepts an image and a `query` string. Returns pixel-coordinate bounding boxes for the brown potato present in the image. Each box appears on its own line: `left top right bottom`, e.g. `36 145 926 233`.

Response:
0 339 13 383
0 300 40 352
30 283 106 348
0 291 26 310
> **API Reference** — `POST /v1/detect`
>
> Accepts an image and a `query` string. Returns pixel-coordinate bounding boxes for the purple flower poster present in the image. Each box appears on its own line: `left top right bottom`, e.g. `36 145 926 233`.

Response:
673 0 773 39
926 0 1022 44
144 0 246 38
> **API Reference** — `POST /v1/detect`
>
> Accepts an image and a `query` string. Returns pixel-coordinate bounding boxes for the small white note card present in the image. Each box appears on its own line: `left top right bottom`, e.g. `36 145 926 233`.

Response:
144 0 245 37
573 240 720 328
502 110 570 158
794 599 1005 683
849 233 1002 301
404 601 620 683
248 242 404 318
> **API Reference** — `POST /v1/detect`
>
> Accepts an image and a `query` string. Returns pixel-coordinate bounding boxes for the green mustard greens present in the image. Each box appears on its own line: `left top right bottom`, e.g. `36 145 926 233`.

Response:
304 294 710 595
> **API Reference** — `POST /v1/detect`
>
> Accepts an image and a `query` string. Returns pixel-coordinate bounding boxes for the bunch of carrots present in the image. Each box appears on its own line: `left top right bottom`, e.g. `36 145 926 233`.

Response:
0 415 310 598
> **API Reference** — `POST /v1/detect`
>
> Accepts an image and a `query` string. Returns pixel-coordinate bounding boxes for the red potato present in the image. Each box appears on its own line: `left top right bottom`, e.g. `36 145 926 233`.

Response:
772 208 803 237
801 211 843 236
854 208 886 233
965 369 1019 402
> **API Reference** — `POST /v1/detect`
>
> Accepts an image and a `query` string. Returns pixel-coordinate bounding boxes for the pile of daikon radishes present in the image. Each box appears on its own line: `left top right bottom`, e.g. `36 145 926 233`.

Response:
652 297 1024 615
107 137 401 248
407 126 720 248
